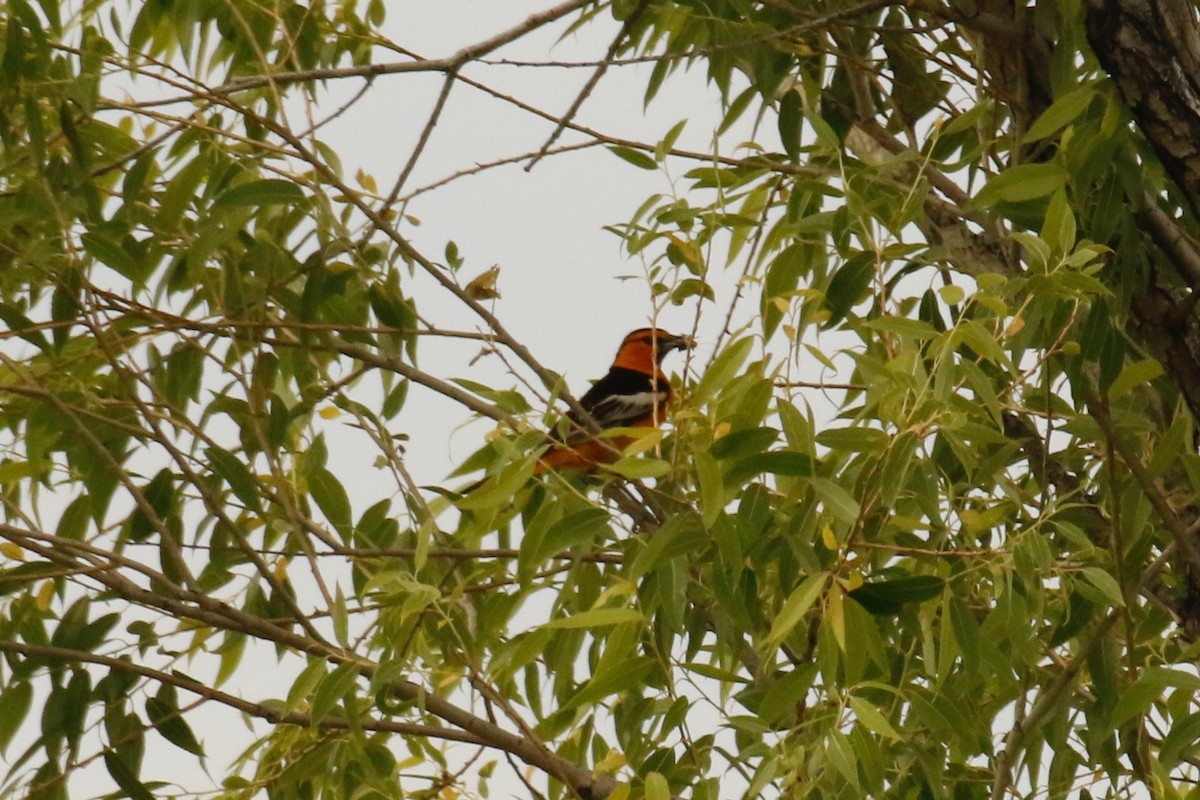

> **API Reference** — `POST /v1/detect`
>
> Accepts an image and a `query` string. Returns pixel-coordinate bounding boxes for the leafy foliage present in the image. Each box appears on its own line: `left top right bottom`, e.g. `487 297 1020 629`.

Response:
3 2 1200 800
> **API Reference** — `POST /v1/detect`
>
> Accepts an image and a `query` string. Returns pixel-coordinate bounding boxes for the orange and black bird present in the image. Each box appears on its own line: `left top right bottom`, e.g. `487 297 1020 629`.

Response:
535 327 695 474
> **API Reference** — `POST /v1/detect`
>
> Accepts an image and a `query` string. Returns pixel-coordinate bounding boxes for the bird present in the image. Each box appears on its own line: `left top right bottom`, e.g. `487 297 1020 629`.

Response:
535 327 695 474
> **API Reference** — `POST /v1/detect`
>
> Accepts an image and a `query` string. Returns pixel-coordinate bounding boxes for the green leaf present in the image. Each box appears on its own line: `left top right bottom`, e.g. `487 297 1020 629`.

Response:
308 467 352 536
605 456 671 479
311 662 360 725
564 656 653 711
0 682 32 751
694 451 724 528
630 512 705 580
724 450 815 485
162 345 204 407
763 243 808 337
1111 676 1165 729
849 575 945 615
824 251 875 327
213 179 305 208
757 665 818 725
0 304 50 353
1022 86 1095 143
206 447 261 512
656 119 687 161
670 277 715 304
711 427 778 460
158 156 209 229
816 427 889 453
720 85 757 135
541 608 645 630
1161 712 1200 769
216 630 246 686
693 337 754 404
287 659 328 712
973 163 1068 207
1079 566 1125 607
645 772 671 800
145 686 204 756
956 319 1010 367
606 145 657 170
848 694 900 740
949 597 981 675
1107 358 1163 401
745 755 781 799
535 508 610 562
809 477 860 524
82 231 142 283
1015 232 1053 271
104 752 155 800
864 315 939 339
767 573 827 646
1041 188 1076 253
825 730 861 788
778 90 802 162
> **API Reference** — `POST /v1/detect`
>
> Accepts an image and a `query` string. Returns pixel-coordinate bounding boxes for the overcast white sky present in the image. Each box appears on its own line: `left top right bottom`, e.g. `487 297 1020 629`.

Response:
49 5 1151 798
308 2 781 493
46 2 795 797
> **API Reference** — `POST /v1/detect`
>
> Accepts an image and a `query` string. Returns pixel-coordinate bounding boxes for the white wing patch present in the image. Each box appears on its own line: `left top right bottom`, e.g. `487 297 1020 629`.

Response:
568 390 667 442
589 390 667 426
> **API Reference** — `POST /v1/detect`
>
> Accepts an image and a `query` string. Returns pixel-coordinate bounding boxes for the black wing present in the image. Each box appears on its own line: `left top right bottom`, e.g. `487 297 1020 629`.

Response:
563 367 667 442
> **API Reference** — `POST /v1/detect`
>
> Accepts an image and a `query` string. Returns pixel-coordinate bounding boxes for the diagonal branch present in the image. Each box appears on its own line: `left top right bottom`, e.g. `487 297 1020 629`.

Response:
200 0 597 98
1089 397 1200 574
3 523 622 798
1140 200 1200 291
527 0 652 170
990 612 1120 800
0 640 484 745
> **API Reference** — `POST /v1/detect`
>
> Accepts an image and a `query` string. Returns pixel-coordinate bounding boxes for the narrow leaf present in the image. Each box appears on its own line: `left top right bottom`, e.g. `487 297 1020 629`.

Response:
848 695 900 740
809 478 860 524
308 467 352 536
214 179 304 208
973 163 1068 207
541 608 645 630
206 447 260 512
767 573 827 646
1108 358 1163 401
606 146 657 170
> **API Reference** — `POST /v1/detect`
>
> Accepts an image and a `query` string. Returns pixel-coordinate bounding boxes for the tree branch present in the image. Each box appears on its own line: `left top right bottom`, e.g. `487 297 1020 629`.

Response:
1084 0 1200 218
3 524 621 798
0 640 484 745
1089 397 1200 574
527 0 652 170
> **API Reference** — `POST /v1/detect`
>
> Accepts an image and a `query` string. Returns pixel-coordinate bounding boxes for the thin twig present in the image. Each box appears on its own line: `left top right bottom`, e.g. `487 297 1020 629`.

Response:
1091 397 1200 573
364 70 458 244
0 640 483 744
527 0 652 170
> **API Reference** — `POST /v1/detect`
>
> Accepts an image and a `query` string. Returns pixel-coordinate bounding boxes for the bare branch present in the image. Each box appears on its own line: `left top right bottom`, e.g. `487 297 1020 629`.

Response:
527 0 651 170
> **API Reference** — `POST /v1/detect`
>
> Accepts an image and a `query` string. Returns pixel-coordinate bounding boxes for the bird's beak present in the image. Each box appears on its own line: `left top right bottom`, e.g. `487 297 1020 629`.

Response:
663 333 696 352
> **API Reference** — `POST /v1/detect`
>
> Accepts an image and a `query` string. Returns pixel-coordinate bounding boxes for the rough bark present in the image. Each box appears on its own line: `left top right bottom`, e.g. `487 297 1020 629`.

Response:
1084 1 1200 216
1083 1 1200 425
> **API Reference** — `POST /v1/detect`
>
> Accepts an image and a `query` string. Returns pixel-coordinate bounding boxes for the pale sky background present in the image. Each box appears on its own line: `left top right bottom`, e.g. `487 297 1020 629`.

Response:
260 2 781 795
311 2 791 491
41 2 815 798
44 5 1158 798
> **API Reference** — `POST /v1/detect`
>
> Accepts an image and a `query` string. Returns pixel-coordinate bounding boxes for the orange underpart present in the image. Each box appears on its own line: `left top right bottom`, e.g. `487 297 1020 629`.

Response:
533 440 621 474
533 423 655 475
532 328 690 476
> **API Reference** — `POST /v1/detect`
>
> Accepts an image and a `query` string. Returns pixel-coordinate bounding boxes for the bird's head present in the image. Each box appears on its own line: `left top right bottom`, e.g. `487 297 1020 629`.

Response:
615 328 696 370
